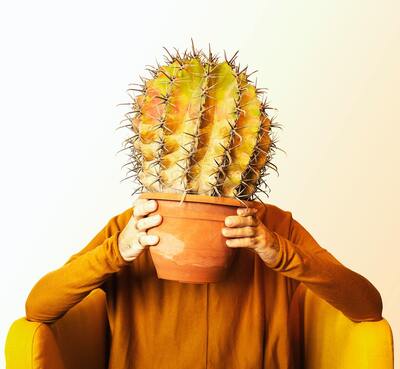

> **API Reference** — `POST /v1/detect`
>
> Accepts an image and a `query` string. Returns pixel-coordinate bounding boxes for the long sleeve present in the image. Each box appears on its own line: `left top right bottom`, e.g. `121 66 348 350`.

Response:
265 212 383 323
25 208 133 323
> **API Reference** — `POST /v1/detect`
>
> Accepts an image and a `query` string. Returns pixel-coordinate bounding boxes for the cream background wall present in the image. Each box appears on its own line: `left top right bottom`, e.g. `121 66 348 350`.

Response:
1 0 398 368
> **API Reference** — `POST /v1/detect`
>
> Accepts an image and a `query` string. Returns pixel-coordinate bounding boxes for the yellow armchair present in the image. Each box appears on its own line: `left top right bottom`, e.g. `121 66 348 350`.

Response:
5 284 394 369
289 283 394 369
5 288 109 369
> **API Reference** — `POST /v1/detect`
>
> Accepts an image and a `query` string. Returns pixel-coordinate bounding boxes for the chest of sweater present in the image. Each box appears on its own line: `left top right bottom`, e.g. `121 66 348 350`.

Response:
103 247 294 369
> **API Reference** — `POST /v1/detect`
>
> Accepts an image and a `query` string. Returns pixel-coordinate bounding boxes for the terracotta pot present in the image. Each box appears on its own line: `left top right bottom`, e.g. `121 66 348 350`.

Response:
138 192 266 284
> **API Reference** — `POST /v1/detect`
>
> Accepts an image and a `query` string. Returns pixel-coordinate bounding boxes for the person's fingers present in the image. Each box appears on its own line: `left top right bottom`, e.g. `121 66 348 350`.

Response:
133 199 158 218
136 213 162 232
132 198 147 207
237 207 258 216
131 198 148 215
122 232 159 260
119 200 162 261
138 233 160 246
225 213 260 228
225 236 259 248
222 225 257 238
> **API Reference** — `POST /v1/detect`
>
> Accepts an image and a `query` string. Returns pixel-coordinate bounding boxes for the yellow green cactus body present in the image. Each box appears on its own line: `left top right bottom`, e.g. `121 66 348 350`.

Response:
123 42 280 202
188 61 240 195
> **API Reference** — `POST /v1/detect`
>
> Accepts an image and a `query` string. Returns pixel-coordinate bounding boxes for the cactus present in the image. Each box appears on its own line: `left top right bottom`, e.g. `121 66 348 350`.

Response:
118 40 281 203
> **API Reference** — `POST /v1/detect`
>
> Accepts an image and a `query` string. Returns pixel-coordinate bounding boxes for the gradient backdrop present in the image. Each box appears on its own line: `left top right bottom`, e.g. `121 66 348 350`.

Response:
0 0 398 367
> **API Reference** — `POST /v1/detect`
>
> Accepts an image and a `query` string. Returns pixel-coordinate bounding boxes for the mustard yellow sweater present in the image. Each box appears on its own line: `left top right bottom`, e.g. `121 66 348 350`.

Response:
25 202 383 369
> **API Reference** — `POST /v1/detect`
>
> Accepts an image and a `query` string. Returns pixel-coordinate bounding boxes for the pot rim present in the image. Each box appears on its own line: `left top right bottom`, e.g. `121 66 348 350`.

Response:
138 191 267 209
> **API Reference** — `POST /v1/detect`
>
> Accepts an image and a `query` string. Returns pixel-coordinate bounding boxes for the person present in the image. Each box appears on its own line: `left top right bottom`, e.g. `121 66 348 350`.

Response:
25 197 383 369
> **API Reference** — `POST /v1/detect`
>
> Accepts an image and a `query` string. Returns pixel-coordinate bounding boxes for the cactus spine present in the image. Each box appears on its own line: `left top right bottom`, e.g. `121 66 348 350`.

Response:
119 41 281 203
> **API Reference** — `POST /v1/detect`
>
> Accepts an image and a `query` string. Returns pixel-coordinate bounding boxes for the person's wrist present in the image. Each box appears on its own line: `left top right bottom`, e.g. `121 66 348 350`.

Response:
255 230 281 266
117 234 136 263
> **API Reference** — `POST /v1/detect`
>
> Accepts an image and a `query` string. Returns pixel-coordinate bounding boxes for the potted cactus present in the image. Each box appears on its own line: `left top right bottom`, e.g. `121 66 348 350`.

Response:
118 39 281 284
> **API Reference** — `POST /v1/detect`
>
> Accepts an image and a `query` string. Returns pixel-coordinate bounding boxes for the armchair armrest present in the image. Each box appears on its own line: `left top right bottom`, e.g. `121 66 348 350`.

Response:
289 283 394 369
5 288 109 369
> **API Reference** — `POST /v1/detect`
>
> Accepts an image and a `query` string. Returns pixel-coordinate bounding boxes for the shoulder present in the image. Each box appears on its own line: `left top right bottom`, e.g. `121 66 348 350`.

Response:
103 206 134 236
261 202 293 236
263 202 292 219
115 206 134 228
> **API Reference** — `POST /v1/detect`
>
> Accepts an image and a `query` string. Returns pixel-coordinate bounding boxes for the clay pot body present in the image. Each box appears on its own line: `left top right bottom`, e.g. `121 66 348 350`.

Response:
138 192 266 284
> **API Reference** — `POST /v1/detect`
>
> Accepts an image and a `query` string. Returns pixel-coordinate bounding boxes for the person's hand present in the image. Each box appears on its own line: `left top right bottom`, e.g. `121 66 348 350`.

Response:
118 199 162 262
221 207 281 266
